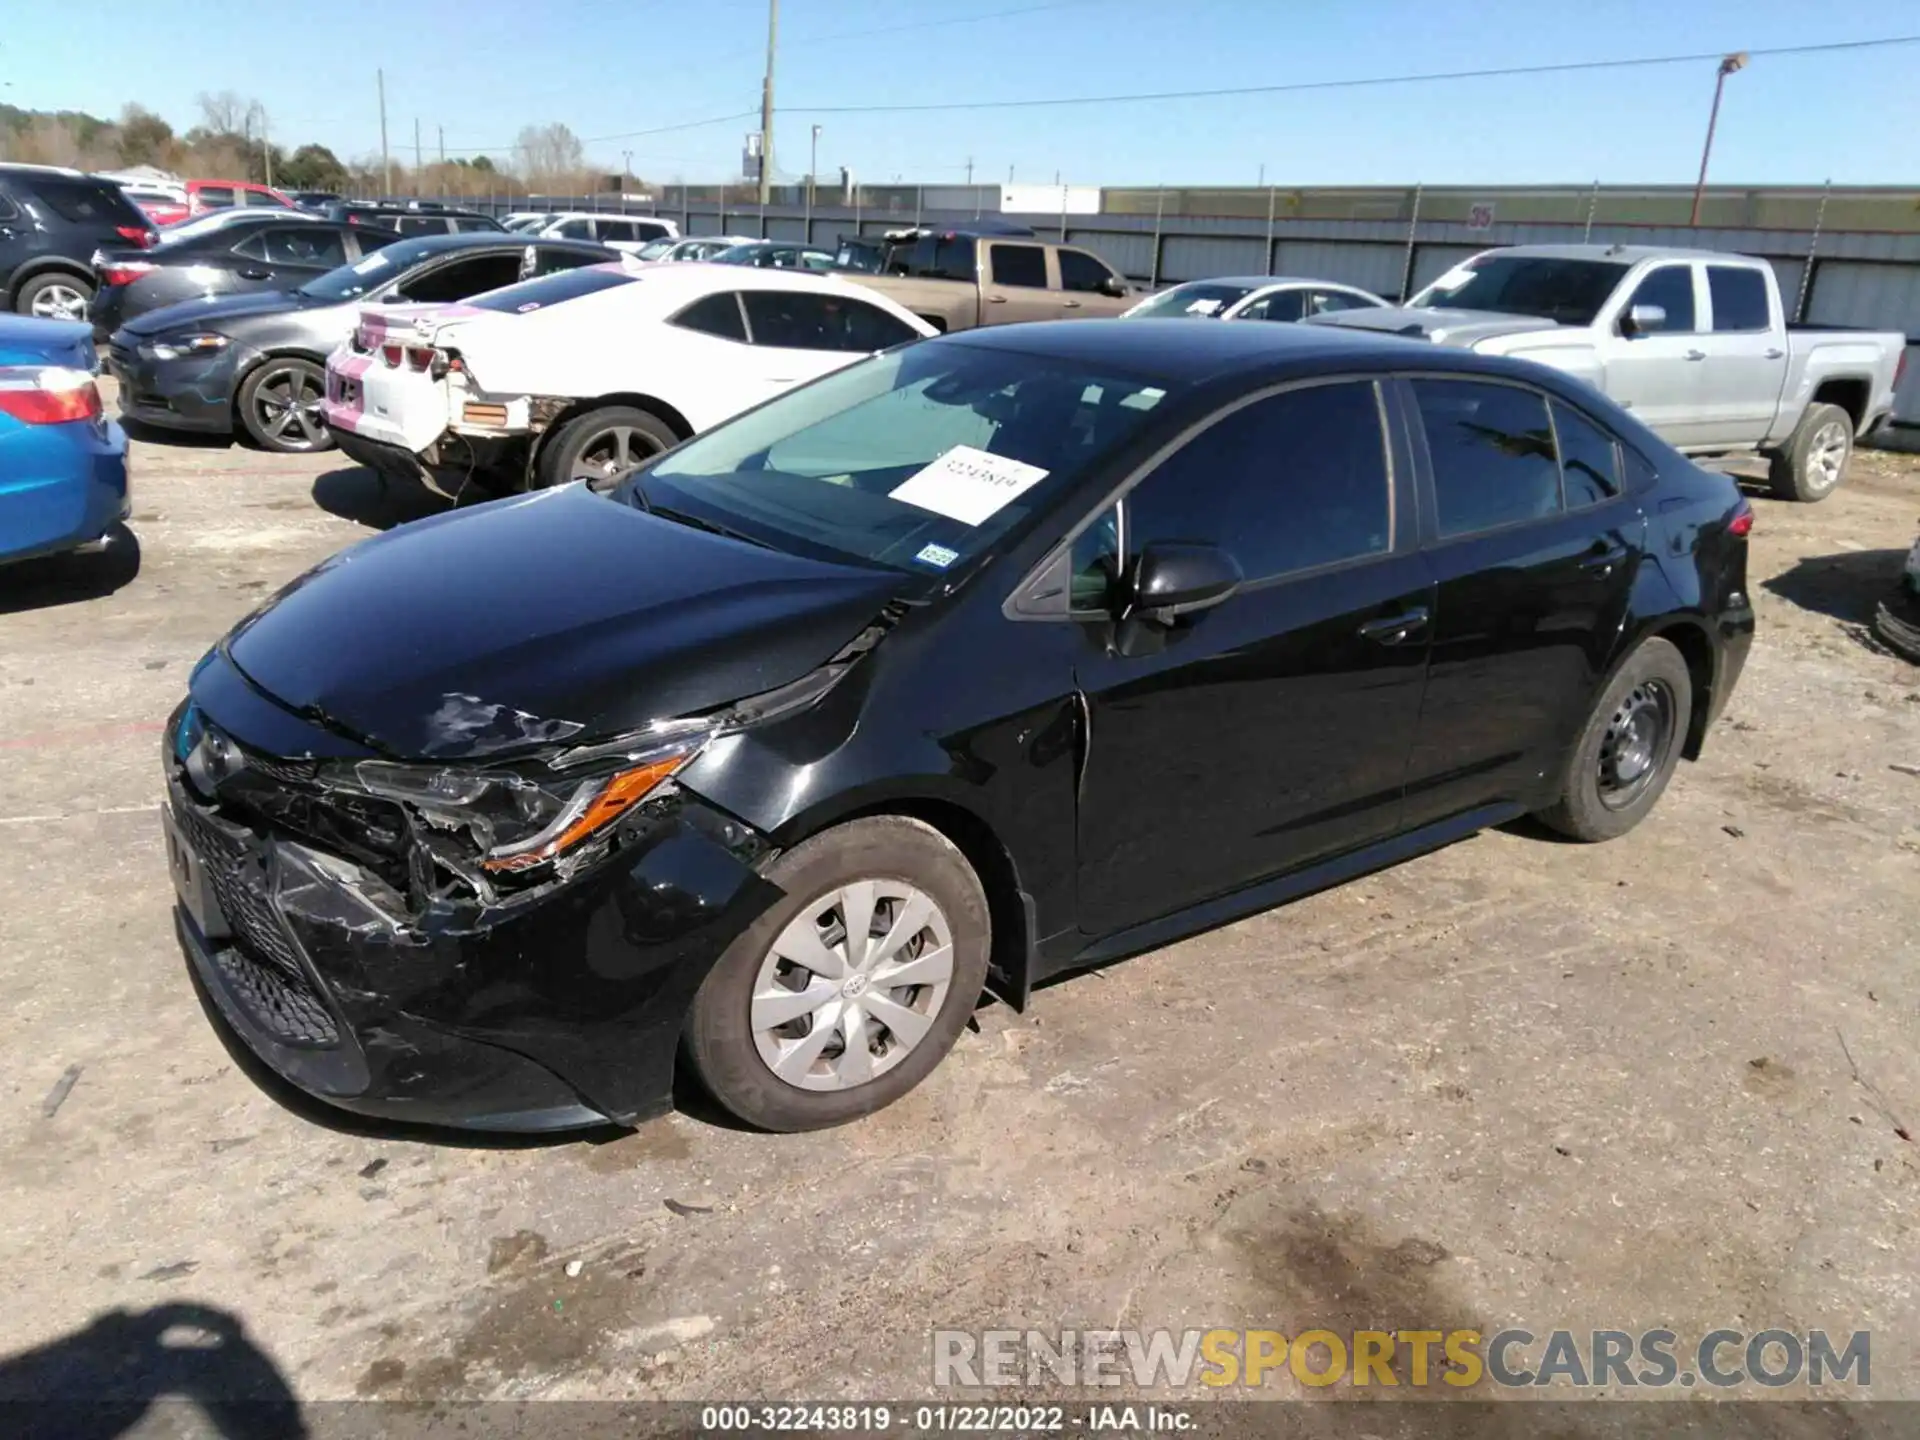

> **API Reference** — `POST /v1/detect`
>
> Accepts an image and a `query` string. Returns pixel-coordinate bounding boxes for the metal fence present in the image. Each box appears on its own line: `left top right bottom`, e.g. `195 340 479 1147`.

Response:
439 190 1920 428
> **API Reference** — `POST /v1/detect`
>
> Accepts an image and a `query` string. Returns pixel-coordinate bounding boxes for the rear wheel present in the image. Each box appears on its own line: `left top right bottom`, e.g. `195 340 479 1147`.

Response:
237 359 332 453
15 272 92 321
1538 637 1693 842
1768 401 1852 502
684 816 991 1131
534 406 679 490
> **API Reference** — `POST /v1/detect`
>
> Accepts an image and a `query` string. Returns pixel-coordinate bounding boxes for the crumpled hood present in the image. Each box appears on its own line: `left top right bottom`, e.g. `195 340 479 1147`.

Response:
225 484 907 760
1308 306 1559 348
119 287 312 338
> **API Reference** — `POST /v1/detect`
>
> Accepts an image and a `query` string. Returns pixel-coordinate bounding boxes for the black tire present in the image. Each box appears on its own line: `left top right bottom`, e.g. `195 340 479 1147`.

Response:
236 358 333 454
14 271 93 321
1538 637 1694 843
684 816 991 1132
534 405 678 490
1767 401 1853 503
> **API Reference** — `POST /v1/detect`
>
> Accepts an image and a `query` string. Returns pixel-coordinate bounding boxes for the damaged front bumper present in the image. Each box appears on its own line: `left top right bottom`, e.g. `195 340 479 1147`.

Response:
163 699 779 1133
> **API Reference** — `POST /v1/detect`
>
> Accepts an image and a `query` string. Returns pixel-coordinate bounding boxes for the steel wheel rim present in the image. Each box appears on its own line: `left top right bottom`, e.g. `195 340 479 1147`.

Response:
1597 679 1674 810
750 880 955 1093
30 283 87 321
1806 420 1849 492
253 366 326 450
570 424 660 483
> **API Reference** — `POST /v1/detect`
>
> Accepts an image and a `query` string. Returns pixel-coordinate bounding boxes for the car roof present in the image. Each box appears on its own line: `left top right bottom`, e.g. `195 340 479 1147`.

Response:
945 316 1507 385
1166 275 1373 290
544 210 668 221
390 232 605 258
1476 243 1752 264
614 260 875 297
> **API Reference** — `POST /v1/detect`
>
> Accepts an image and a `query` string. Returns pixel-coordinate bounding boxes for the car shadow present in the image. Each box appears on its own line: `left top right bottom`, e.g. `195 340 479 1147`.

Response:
116 418 232 451
1763 547 1908 626
310 466 447 532
0 526 141 615
0 1301 302 1439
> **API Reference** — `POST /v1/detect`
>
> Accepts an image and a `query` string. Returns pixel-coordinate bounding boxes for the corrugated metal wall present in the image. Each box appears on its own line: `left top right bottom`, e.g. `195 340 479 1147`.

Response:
1158 235 1270 282
1066 228 1157 279
1809 261 1920 425
1273 240 1406 297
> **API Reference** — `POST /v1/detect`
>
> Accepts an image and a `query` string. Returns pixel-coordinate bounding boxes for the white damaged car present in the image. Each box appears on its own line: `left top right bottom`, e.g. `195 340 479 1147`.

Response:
321 262 935 499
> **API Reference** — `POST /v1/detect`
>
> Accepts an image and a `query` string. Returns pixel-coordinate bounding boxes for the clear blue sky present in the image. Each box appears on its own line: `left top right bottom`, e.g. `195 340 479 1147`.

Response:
5 0 1917 187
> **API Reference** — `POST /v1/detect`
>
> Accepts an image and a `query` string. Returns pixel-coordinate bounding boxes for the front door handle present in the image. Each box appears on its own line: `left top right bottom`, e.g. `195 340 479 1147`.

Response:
1684 349 1706 361
1062 299 1083 309
986 294 1007 304
238 267 272 281
1357 607 1430 646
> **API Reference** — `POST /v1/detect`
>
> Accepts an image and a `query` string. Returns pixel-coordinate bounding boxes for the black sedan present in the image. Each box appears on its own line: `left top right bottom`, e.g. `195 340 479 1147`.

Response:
108 233 613 452
161 322 1754 1134
88 213 399 339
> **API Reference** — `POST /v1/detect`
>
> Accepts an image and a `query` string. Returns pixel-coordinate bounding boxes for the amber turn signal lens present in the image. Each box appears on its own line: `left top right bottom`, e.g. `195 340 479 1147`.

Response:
481 754 687 873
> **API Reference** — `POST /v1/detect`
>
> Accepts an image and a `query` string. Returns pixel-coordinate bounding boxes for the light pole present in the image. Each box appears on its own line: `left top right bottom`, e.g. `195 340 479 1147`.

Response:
622 150 633 197
805 124 821 241
757 0 778 207
1689 52 1747 227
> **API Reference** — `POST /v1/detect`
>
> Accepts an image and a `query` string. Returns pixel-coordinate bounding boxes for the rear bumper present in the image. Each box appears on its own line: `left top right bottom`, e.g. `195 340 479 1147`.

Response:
105 336 240 434
0 418 131 565
330 423 525 501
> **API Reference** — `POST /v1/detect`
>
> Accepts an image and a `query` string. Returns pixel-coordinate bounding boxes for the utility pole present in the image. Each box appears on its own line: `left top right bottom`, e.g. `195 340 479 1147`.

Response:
413 117 423 186
377 69 391 197
805 125 820 240
1690 52 1747 227
438 125 446 167
757 0 778 206
262 113 273 189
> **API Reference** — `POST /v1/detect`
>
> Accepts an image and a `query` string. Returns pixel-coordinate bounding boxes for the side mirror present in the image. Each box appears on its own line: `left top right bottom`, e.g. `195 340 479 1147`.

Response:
1127 541 1243 625
1622 303 1666 336
1098 275 1129 298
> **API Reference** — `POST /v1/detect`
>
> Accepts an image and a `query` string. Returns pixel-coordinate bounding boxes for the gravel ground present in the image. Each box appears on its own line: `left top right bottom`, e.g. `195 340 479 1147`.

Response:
1 398 1916 1424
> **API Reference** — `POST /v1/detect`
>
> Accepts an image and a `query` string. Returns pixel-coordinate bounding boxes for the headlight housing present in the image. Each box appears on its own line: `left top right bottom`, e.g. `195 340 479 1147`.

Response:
323 722 713 899
142 333 231 362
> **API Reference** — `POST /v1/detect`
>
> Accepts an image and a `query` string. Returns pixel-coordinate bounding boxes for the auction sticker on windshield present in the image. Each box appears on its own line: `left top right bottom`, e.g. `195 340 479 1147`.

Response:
889 446 1049 526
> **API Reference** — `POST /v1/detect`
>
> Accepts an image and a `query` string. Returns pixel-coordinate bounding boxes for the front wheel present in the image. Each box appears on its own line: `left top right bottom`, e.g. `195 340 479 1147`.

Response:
534 406 678 490
237 358 333 453
1768 401 1853 503
1537 637 1693 842
684 816 991 1131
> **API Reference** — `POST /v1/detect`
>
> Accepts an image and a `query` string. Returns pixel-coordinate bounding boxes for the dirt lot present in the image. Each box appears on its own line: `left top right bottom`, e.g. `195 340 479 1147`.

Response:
1 395 1917 1419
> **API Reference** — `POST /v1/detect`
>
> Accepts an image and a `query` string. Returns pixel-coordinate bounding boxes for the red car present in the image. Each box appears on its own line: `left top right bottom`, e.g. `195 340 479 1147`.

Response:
185 179 294 217
122 186 189 227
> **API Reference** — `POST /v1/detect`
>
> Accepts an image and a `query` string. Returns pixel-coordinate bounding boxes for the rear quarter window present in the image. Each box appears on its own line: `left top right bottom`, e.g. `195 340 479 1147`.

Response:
469 266 635 314
22 175 143 227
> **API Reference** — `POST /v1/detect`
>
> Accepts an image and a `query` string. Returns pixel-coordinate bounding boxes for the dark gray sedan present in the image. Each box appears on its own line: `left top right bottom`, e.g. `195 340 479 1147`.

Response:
105 233 614 452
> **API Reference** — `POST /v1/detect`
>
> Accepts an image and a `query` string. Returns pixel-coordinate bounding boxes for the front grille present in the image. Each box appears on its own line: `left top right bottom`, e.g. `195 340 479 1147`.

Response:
177 800 340 1048
243 752 319 786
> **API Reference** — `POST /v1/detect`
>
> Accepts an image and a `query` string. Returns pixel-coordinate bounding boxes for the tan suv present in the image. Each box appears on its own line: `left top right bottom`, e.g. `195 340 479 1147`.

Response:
839 227 1134 332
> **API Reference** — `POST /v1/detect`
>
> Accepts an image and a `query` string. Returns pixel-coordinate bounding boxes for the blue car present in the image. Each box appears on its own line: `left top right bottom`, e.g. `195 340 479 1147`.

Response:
0 315 129 566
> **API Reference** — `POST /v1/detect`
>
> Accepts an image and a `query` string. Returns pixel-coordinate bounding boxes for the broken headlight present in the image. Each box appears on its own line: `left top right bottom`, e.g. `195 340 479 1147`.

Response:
329 724 711 885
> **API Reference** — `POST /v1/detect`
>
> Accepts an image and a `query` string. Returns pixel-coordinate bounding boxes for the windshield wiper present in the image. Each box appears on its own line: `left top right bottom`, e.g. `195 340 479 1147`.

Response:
647 503 778 551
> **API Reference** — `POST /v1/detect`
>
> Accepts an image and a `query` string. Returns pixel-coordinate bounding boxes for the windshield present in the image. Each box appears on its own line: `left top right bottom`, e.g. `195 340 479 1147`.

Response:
1411 255 1629 325
834 240 885 274
297 237 444 302
636 239 675 260
1126 282 1259 320
626 343 1174 573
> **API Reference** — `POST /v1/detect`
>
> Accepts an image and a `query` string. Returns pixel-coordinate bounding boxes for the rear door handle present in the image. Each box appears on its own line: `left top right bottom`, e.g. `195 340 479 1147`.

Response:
1764 347 1785 359
1357 607 1430 646
238 267 272 281
1684 349 1706 361
986 294 1007 304
1581 545 1629 577
1062 299 1083 309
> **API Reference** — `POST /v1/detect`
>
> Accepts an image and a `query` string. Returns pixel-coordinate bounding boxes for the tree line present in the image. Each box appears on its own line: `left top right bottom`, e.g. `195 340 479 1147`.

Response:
0 94 632 198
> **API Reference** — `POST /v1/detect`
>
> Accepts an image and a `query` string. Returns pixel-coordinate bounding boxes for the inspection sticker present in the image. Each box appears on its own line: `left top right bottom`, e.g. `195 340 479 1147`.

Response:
1185 297 1224 315
888 446 1050 527
914 542 960 569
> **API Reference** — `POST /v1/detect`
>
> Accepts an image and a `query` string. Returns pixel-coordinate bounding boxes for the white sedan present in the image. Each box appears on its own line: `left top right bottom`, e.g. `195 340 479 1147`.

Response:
322 262 935 499
1122 275 1387 323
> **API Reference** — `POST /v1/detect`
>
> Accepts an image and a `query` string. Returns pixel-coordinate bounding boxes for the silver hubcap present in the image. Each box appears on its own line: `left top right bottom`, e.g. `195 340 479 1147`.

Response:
570 424 659 483
1806 420 1849 492
30 283 87 321
751 880 955 1092
255 368 326 449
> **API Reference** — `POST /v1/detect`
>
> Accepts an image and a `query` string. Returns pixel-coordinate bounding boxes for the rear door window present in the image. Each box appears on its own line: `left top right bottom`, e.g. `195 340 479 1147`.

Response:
23 175 143 226
197 185 237 209
1124 380 1393 581
1551 400 1622 508
554 217 594 240
259 227 347 267
1412 379 1563 537
397 215 449 236
900 233 975 280
989 243 1049 289
1707 266 1771 332
633 220 672 242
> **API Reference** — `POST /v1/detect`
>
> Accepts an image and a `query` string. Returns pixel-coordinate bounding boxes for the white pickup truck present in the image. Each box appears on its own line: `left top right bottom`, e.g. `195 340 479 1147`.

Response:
1314 243 1907 501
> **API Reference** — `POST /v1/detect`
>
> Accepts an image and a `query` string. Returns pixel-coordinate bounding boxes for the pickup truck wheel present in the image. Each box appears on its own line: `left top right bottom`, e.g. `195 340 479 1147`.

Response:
1768 402 1852 502
535 406 677 490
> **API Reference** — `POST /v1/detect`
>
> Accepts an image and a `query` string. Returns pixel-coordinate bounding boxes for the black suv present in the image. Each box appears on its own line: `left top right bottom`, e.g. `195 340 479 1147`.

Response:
320 203 501 237
0 165 158 320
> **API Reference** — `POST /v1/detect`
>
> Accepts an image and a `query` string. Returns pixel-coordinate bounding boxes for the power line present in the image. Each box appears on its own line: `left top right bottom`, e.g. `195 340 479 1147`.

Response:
787 33 1920 116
